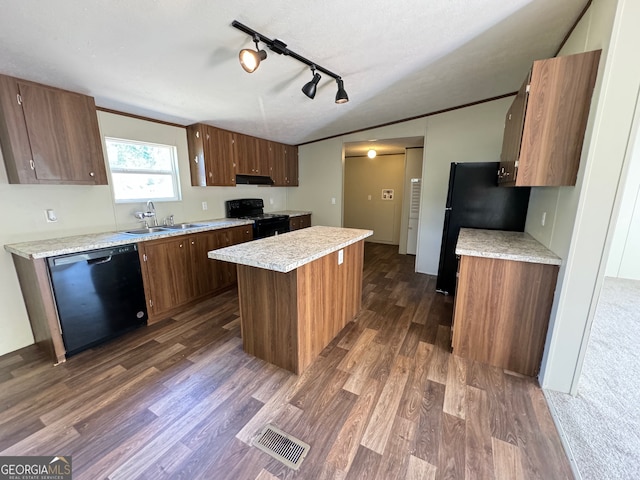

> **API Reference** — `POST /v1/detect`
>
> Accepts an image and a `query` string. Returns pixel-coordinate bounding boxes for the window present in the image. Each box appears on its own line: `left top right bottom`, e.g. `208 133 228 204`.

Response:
105 137 181 203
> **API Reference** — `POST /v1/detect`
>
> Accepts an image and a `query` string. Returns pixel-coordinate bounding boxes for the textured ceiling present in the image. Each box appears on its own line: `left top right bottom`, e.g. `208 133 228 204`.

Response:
0 0 586 145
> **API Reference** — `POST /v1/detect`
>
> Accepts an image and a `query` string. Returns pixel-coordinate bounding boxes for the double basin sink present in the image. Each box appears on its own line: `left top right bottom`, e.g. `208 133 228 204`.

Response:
122 223 209 235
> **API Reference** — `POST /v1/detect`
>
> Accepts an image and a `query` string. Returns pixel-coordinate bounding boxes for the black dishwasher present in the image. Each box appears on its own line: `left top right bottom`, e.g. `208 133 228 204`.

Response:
47 244 148 357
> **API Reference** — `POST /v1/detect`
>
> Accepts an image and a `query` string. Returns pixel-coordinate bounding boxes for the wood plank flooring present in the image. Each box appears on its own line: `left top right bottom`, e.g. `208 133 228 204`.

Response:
0 242 573 479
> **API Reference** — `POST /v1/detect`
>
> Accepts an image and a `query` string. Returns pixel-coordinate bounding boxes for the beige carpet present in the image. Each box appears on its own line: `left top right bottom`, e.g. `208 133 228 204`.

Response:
546 277 640 479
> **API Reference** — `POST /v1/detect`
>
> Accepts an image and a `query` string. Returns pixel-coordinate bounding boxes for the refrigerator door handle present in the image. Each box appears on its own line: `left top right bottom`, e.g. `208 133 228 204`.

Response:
445 207 452 211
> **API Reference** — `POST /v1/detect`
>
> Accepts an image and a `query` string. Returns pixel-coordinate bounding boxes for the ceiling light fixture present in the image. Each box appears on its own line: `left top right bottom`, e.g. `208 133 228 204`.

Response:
367 149 377 159
232 20 349 104
239 34 267 73
302 65 321 99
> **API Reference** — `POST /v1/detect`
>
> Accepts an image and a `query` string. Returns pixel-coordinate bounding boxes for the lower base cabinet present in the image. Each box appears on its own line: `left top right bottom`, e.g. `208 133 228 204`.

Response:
452 255 559 376
289 214 311 231
139 225 252 322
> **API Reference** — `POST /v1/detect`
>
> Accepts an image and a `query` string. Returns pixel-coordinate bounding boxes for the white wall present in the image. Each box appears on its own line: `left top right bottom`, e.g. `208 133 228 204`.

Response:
606 124 640 280
535 0 640 393
344 154 405 244
418 98 513 274
0 111 289 357
294 98 512 275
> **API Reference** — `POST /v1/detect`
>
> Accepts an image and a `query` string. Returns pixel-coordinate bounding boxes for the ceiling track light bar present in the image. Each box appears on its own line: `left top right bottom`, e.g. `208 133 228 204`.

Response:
232 20 349 103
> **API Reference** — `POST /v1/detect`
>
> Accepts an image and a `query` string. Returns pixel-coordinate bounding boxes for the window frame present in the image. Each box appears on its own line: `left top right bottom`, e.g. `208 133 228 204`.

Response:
105 136 182 204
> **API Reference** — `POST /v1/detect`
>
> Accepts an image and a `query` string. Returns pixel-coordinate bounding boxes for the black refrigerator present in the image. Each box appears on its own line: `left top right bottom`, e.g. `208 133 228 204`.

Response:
435 162 530 295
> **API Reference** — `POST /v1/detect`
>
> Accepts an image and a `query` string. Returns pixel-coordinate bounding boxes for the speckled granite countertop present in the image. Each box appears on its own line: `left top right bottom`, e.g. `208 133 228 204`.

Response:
4 219 253 260
456 228 561 265
208 225 373 273
270 210 312 217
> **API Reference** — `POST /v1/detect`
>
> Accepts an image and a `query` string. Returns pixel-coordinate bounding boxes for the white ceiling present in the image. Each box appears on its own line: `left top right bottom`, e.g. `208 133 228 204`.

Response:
0 0 586 146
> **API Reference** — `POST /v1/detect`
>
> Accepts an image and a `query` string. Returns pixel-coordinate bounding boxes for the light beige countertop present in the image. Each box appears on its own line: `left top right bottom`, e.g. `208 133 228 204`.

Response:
270 210 312 217
4 219 253 260
455 228 561 265
208 225 373 273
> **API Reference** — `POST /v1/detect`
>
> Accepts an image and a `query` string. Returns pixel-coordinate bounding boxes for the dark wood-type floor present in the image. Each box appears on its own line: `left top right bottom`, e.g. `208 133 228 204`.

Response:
0 243 573 479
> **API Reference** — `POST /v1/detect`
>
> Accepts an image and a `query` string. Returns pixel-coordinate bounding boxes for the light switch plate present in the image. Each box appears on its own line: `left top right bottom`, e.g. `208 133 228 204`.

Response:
45 209 57 222
202 201 208 211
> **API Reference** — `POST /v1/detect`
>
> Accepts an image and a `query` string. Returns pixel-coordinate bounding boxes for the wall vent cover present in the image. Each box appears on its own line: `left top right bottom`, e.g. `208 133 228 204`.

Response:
252 424 310 470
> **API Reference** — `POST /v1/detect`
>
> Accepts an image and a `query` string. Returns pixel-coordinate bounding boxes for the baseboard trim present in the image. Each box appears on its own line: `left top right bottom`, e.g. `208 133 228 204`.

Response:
543 389 582 480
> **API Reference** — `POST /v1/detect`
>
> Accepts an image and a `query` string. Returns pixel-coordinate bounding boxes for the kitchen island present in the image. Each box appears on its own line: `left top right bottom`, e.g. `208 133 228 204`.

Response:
209 225 373 374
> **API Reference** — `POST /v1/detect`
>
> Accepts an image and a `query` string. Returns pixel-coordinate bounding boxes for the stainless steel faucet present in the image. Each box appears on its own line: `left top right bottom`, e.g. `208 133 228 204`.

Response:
146 201 158 226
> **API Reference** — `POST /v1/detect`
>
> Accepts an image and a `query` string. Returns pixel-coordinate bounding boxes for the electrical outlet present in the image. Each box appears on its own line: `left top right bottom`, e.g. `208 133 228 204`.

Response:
202 201 208 211
541 211 547 226
331 197 336 205
338 249 344 265
45 209 57 222
368 195 372 201
269 198 274 205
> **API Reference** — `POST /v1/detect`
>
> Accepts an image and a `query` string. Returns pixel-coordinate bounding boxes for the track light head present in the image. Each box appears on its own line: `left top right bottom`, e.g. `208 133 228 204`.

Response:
335 78 349 104
302 66 321 99
239 35 267 73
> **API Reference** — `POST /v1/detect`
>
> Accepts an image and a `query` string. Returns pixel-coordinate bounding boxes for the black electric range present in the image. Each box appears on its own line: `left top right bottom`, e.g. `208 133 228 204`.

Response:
226 199 290 239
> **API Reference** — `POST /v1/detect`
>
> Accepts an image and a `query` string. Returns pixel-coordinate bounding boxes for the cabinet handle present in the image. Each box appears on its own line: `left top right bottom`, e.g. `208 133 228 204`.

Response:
89 171 95 177
194 156 198 164
29 159 35 170
180 243 184 248
195 131 200 138
191 241 195 245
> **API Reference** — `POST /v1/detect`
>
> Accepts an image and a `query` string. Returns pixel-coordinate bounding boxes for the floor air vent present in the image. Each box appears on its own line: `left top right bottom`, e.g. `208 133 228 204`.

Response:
252 424 310 470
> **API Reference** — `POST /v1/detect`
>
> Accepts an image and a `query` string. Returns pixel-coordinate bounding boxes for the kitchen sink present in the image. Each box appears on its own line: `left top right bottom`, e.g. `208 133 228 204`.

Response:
122 227 170 235
163 223 208 230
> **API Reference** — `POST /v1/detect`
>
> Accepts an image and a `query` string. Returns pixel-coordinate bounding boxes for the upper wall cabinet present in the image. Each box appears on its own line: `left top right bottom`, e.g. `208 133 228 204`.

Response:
498 50 601 187
186 122 298 187
0 74 107 185
187 123 236 186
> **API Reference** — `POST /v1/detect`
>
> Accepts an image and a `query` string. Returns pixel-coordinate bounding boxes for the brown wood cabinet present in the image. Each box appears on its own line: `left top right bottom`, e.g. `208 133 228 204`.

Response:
186 123 298 187
186 124 236 186
284 144 299 186
139 225 252 322
0 74 107 185
452 255 559 376
290 214 311 231
498 50 601 187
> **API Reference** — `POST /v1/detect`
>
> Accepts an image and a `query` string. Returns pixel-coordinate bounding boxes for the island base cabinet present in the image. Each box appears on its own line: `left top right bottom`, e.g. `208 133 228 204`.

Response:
237 240 364 374
452 255 558 376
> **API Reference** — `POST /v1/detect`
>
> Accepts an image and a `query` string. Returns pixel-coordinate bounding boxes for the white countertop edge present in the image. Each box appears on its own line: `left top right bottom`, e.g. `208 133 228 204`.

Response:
454 247 562 265
270 210 312 217
5 219 254 260
208 229 373 273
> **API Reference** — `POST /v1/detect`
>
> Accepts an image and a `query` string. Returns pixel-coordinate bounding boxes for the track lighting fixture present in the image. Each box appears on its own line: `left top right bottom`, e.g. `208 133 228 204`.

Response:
232 20 350 104
239 34 267 73
302 65 321 99
368 149 377 159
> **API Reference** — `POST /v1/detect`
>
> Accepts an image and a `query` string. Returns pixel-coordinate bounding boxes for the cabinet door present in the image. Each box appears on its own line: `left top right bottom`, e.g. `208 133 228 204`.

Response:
142 237 193 316
498 75 530 186
253 137 270 177
298 214 311 229
284 144 299 186
206 126 236 186
268 141 287 185
235 133 260 175
18 81 106 184
217 225 253 286
189 231 224 297
289 217 300 231
186 124 206 186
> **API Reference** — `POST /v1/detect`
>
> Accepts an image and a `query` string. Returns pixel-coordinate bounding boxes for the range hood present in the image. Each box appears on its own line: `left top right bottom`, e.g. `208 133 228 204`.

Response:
235 174 274 185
